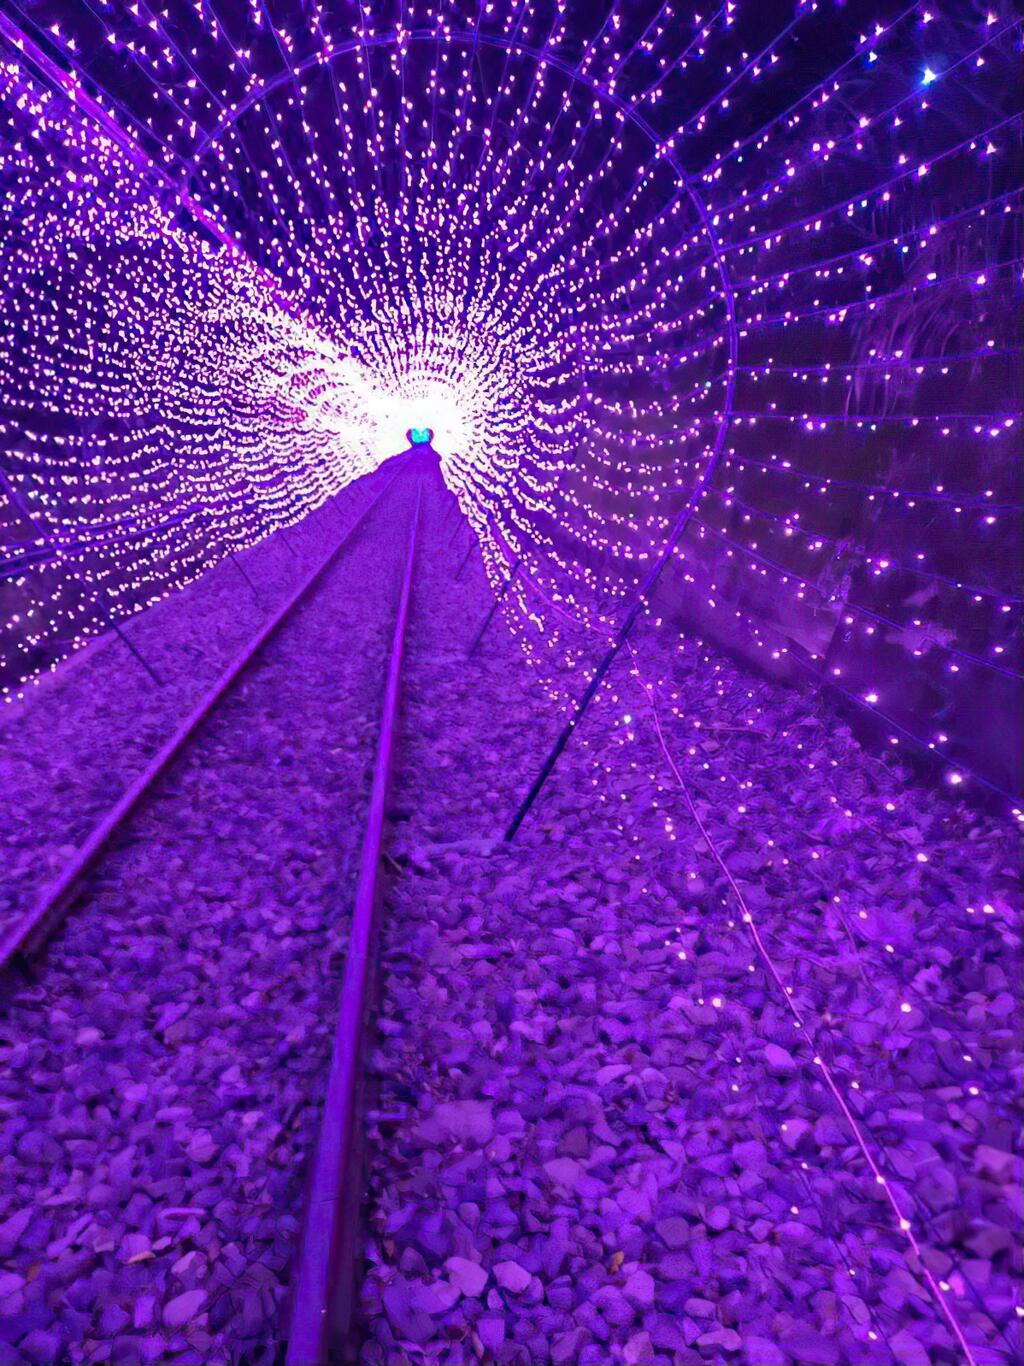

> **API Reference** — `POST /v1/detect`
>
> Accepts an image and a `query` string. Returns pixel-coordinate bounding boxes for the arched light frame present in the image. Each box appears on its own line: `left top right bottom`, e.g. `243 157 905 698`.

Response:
183 25 740 618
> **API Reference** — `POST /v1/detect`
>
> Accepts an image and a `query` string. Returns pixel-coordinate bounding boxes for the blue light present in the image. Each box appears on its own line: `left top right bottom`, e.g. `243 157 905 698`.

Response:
922 66 938 85
408 427 433 446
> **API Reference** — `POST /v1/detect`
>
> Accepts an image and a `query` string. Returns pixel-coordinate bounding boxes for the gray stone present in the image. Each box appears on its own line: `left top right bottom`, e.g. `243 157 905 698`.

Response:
478 1317 506 1350
623 1268 655 1309
162 1289 207 1329
552 1328 593 1364
493 1260 531 1294
742 1335 788 1365
444 1256 487 1297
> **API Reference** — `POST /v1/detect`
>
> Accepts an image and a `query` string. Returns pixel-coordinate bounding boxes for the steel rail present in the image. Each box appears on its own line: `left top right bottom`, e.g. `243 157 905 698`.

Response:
285 483 422 1366
0 469 403 974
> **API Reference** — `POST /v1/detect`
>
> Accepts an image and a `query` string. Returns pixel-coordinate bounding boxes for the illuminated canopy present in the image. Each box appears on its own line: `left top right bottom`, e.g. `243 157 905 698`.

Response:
0 1 1019 795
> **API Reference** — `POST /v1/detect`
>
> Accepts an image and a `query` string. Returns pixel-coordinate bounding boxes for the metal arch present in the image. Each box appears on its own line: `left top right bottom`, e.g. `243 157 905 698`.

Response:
0 12 738 478
184 26 740 843
3 11 739 650
0 9 307 323
184 22 739 538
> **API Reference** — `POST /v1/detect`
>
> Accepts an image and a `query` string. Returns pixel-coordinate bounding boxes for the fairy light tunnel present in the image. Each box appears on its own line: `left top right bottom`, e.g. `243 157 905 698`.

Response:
0 1 1020 803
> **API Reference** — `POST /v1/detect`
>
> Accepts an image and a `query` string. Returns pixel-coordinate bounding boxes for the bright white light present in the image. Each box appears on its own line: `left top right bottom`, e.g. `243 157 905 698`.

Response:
277 354 477 467
364 374 474 458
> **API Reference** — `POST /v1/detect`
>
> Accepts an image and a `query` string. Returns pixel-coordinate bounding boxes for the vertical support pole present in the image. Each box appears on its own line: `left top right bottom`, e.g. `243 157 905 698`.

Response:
112 620 163 686
504 596 644 841
230 551 263 607
502 413 737 841
455 535 475 581
91 581 163 685
468 560 520 658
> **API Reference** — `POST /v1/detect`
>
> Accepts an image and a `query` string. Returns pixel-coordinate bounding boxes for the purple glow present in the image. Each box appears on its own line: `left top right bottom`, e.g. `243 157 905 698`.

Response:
0 2 1018 802
0 1 1021 1362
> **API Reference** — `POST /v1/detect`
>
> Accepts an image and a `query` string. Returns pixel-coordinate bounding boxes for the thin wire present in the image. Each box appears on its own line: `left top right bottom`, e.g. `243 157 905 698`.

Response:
627 640 982 1365
689 517 1024 682
702 485 1024 604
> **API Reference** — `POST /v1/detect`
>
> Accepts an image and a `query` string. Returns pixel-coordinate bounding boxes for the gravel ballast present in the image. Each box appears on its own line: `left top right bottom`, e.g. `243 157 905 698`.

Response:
0 471 387 944
359 489 1021 1364
0 461 1019 1365
0 466 419 1364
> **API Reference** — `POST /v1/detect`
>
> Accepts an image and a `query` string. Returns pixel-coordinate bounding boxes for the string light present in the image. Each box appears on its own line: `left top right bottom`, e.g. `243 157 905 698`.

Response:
0 1 1019 809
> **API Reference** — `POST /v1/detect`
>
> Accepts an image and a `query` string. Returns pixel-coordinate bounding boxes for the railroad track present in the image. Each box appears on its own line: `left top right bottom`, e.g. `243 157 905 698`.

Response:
0 459 447 1365
285 484 421 1366
0 463 408 976
1 464 417 978
2 464 1018 1366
